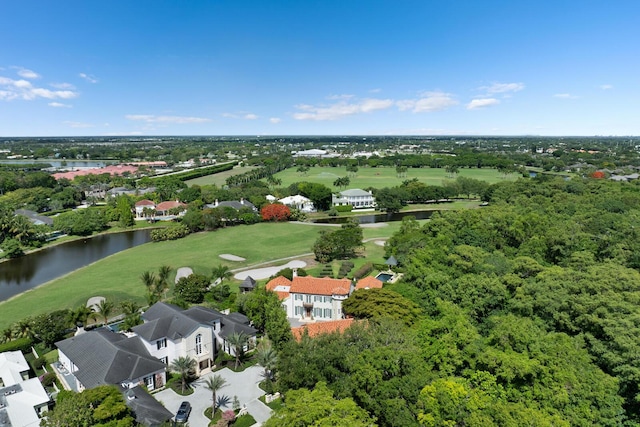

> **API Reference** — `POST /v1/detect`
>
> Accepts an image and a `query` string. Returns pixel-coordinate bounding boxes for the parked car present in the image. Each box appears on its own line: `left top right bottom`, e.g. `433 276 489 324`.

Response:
175 401 191 423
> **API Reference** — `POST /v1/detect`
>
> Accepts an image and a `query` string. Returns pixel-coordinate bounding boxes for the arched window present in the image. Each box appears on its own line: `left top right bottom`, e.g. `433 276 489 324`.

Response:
195 334 202 355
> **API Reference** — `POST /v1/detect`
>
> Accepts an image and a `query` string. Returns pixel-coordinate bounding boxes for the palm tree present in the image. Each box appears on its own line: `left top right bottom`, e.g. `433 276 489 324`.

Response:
204 374 227 413
1 328 14 343
226 332 249 369
91 299 115 325
211 265 232 285
170 356 197 394
256 346 278 382
67 305 93 327
140 270 158 292
12 319 33 339
120 300 141 316
157 265 172 298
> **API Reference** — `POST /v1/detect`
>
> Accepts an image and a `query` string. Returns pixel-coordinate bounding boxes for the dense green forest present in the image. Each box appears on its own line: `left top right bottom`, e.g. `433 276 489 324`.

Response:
272 176 640 426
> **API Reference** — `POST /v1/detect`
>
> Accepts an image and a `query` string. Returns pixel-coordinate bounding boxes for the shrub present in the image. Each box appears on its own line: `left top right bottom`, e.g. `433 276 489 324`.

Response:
41 372 57 387
260 203 291 221
353 262 374 279
0 337 33 353
334 205 353 213
151 224 190 241
32 356 47 370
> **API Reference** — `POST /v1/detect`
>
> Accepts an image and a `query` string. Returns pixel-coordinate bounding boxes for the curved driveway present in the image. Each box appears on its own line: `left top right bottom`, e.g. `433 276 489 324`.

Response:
155 365 270 426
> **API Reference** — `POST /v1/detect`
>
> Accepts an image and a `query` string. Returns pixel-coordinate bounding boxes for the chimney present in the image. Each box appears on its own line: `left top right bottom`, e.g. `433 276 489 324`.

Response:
292 268 298 278
240 198 245 205
214 199 219 207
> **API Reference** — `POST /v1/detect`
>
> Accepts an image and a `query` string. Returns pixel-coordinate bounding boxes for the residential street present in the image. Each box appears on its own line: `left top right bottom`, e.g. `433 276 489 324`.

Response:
155 366 271 426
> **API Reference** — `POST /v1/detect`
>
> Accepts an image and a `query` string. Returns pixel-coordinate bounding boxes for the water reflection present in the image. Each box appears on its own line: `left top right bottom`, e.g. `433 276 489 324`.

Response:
0 230 152 302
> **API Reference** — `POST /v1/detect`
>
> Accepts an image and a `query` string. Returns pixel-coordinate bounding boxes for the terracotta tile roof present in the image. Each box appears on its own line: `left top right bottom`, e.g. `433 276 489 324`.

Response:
155 200 186 211
290 276 351 296
266 276 292 300
355 276 383 290
135 199 156 207
291 318 355 341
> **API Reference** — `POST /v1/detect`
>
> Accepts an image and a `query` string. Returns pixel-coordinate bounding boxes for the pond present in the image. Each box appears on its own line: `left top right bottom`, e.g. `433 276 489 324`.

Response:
0 229 152 302
313 209 437 224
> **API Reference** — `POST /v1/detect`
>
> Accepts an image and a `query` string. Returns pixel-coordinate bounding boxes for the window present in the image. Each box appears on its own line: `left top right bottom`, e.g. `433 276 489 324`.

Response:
156 338 166 350
305 295 312 303
324 296 331 303
324 308 332 318
295 306 302 316
160 356 168 365
295 294 302 301
195 334 202 355
144 375 154 389
313 308 322 318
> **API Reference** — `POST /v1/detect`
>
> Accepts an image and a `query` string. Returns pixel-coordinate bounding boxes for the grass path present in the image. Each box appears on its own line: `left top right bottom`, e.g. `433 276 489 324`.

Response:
0 221 404 330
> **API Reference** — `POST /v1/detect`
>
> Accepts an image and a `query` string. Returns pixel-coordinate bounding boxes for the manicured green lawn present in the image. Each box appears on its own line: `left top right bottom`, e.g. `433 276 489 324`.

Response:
185 165 258 187
0 221 405 330
273 165 520 189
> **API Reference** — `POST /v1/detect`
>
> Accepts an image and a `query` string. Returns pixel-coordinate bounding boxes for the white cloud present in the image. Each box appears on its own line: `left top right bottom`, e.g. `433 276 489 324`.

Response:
51 82 76 90
16 68 40 79
293 98 394 120
397 91 458 113
327 94 354 100
369 88 381 93
467 98 500 109
48 102 72 108
63 121 93 128
0 75 79 101
553 93 579 99
600 84 613 90
479 82 525 94
222 112 259 120
125 114 211 124
79 73 98 83
269 117 282 124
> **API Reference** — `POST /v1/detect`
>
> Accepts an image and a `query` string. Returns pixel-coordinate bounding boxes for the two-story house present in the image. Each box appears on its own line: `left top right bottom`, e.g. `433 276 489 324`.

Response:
133 302 258 373
132 303 219 376
56 329 167 392
332 188 376 209
267 276 352 321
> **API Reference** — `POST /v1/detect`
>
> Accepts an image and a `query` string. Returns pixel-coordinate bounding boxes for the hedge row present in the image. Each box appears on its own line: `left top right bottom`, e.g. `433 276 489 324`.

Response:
151 162 237 182
151 224 190 241
0 337 33 353
353 262 373 280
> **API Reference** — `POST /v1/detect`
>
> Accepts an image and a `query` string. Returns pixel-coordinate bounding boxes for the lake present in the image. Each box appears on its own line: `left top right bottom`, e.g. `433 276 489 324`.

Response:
0 230 152 302
313 209 437 224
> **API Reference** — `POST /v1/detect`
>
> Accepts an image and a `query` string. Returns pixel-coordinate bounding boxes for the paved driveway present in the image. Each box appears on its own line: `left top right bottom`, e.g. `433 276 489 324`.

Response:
155 365 271 427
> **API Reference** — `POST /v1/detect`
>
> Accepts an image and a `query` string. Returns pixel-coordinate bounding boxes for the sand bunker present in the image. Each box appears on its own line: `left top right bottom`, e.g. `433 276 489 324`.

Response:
234 260 307 280
175 267 193 283
374 240 386 246
86 296 105 311
219 254 246 261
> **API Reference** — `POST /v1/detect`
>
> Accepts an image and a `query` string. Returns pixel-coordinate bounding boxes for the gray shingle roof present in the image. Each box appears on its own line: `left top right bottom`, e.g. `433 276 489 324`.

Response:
123 385 173 427
134 302 202 341
56 329 165 389
240 276 257 290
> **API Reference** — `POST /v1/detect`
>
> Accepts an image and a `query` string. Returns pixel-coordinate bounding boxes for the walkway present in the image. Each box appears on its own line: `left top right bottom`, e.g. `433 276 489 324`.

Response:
154 365 271 426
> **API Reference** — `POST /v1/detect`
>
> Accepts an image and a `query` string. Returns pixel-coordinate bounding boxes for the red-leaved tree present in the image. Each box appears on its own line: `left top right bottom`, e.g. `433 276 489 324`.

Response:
261 203 291 221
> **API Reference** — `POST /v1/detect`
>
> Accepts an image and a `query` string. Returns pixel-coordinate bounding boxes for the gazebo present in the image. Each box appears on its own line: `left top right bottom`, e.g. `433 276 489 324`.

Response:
384 256 398 271
239 276 257 293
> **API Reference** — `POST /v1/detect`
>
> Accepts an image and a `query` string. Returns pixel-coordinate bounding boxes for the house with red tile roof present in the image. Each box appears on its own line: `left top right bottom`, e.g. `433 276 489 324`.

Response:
266 275 353 321
291 318 355 341
134 199 156 219
154 200 187 219
355 276 383 290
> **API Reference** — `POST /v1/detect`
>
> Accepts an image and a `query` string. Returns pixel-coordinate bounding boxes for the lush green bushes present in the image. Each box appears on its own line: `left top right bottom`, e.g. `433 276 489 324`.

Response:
150 224 190 241
0 337 33 353
352 262 373 279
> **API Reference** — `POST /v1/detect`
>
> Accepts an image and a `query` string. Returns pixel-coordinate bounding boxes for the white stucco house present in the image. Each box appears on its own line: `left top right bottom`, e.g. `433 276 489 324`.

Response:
0 351 50 427
332 188 376 209
267 276 352 321
278 194 316 212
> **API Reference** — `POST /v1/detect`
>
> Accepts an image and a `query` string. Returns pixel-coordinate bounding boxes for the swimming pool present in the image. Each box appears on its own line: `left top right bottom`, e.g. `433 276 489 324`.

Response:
375 272 394 283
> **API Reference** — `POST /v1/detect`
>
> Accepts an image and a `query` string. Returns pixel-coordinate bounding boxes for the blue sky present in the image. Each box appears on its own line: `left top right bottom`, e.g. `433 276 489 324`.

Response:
1 1 639 137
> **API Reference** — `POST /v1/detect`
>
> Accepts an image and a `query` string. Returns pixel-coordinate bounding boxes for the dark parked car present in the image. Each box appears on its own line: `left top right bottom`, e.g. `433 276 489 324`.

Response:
175 401 191 423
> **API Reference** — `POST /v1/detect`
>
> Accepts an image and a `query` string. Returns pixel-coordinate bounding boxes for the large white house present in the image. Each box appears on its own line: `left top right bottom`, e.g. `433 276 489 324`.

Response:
0 351 50 427
278 194 316 212
56 329 167 392
332 188 376 209
267 276 352 321
133 303 258 374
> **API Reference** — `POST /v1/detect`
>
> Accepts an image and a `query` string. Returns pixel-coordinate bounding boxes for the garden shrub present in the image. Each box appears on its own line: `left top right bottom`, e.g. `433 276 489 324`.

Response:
150 224 190 241
335 205 353 212
0 337 33 353
353 262 374 279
